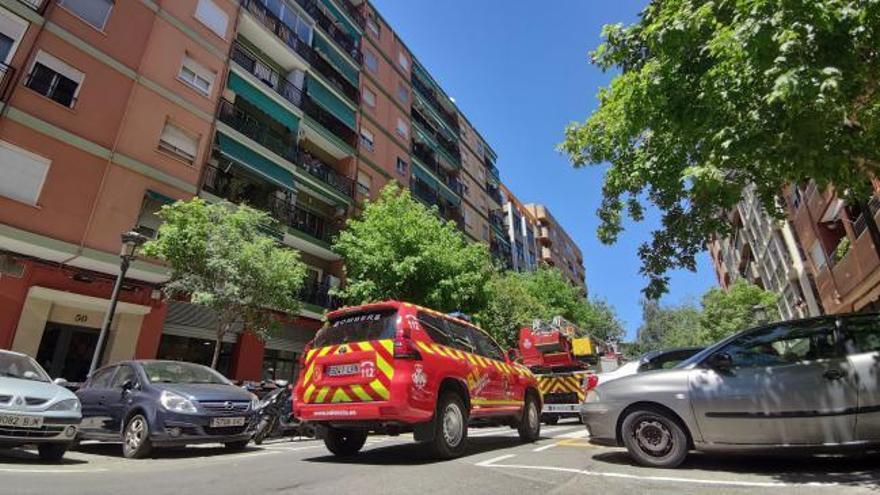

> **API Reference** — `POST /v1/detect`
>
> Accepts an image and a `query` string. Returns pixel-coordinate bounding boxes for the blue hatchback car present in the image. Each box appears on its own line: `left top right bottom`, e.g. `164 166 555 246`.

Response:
76 360 258 458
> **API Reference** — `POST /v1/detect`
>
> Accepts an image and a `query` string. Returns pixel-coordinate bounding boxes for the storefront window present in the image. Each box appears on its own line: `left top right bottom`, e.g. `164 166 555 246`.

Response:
156 334 234 378
262 349 299 383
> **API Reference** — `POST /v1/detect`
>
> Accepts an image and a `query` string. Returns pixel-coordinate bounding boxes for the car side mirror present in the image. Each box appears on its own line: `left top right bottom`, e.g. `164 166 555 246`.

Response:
707 352 733 372
52 377 68 386
506 348 522 363
121 379 136 391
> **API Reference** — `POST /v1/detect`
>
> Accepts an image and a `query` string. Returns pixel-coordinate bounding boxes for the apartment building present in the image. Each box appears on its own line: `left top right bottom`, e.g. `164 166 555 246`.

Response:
522 204 586 290
708 185 823 321
500 184 539 273
0 0 526 383
783 182 880 314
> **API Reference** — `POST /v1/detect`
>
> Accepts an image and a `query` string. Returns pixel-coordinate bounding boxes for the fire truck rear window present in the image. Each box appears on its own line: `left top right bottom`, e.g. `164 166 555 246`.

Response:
314 311 398 347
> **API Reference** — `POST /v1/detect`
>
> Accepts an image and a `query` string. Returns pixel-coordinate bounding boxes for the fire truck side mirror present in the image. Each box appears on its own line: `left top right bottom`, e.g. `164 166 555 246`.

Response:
506 348 522 363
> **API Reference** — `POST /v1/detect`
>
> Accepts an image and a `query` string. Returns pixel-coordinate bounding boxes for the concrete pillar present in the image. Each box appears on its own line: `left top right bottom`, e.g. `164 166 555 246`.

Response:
135 301 168 359
11 297 51 356
230 331 265 381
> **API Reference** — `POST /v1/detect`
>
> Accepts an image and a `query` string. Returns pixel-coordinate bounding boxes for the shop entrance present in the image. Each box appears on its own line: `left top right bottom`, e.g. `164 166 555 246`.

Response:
35 323 99 382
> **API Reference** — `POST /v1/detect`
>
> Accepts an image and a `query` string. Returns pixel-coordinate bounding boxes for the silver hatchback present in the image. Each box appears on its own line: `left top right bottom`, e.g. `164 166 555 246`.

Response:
581 314 880 468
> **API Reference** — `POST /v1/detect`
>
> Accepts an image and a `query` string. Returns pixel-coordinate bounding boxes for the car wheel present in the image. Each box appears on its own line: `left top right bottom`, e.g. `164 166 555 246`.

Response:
323 429 368 457
621 407 689 468
518 393 541 442
253 416 274 445
430 392 468 459
224 440 250 451
37 443 68 462
122 414 153 459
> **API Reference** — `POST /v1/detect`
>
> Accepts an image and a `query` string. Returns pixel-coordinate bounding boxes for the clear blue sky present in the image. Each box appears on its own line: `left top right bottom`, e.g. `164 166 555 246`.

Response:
371 0 717 340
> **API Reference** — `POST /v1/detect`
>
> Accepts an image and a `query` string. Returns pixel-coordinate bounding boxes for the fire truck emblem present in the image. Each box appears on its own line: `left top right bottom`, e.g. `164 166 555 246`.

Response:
522 339 532 350
411 364 427 390
360 361 376 378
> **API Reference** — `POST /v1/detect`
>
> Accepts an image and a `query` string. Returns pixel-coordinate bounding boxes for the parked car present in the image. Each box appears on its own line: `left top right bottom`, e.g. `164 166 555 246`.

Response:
0 350 81 461
581 314 880 468
76 360 259 459
294 301 542 459
585 347 703 392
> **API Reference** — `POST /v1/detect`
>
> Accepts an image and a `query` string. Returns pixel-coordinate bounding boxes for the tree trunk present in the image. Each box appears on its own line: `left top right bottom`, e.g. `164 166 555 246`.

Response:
211 320 228 370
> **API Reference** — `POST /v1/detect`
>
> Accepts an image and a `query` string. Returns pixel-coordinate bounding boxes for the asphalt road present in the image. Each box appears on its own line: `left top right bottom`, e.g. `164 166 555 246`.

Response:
1 419 879 495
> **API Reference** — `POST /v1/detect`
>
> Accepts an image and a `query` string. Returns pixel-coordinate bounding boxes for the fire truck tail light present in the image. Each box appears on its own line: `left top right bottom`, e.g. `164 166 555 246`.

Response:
584 374 599 393
393 335 422 360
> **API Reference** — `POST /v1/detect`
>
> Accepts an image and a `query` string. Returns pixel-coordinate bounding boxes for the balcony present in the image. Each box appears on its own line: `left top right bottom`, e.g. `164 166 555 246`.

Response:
411 107 460 165
412 142 461 194
237 5 359 105
489 210 505 233
217 98 298 162
299 278 341 309
230 43 358 148
412 177 439 206
336 0 365 29
487 183 503 206
291 0 362 64
0 62 15 102
411 73 459 134
203 162 339 244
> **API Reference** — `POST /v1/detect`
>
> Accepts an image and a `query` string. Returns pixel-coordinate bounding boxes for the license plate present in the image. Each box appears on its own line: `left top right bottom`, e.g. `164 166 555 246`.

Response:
210 417 245 428
542 404 579 413
0 414 44 428
327 364 359 377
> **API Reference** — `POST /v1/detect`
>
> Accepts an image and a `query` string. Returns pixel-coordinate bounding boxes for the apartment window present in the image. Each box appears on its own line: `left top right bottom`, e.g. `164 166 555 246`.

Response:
476 141 484 156
359 128 374 151
356 170 372 196
0 10 27 64
135 193 166 239
0 33 12 63
396 82 409 103
158 121 199 164
58 0 113 30
397 52 409 71
274 3 313 44
0 140 49 206
364 49 378 74
178 55 215 96
810 242 827 270
461 181 469 197
463 209 471 228
362 87 376 107
366 15 380 38
483 224 490 241
396 157 408 176
395 117 408 138
195 0 228 39
26 51 84 108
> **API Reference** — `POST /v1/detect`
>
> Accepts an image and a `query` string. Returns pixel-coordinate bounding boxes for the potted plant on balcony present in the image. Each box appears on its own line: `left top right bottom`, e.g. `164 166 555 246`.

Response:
834 236 852 263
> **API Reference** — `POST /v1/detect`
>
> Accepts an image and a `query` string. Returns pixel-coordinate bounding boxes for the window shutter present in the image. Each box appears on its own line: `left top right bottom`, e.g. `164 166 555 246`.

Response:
0 141 50 205
160 122 198 160
195 0 228 38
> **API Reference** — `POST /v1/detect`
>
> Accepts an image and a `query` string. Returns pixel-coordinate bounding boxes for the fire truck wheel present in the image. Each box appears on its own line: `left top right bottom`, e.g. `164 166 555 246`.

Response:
518 394 541 442
430 392 468 459
323 429 368 457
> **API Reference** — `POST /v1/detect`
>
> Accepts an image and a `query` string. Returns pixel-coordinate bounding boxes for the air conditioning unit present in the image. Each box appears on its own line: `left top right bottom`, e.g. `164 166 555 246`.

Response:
326 275 341 288
0 255 25 278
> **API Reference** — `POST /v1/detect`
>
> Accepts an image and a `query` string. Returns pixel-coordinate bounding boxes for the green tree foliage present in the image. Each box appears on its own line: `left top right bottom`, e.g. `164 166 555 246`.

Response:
700 280 779 343
634 280 778 353
332 184 494 314
561 0 880 298
143 198 307 369
476 267 624 348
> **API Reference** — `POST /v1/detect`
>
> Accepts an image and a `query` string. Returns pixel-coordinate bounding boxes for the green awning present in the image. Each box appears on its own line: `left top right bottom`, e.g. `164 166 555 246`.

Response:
227 72 300 132
306 76 357 130
312 35 358 86
146 190 176 204
438 184 460 205
217 133 295 191
411 162 439 190
319 0 360 39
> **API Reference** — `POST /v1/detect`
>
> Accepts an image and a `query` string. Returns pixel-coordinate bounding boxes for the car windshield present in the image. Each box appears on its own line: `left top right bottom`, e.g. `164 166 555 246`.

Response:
142 361 230 385
314 310 399 347
0 352 50 383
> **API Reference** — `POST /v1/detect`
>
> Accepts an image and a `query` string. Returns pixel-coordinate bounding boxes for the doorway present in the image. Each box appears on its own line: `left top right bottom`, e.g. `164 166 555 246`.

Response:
36 323 99 382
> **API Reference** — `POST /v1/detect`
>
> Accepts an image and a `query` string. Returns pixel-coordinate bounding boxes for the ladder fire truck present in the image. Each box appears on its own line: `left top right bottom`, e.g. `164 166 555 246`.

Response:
517 317 598 424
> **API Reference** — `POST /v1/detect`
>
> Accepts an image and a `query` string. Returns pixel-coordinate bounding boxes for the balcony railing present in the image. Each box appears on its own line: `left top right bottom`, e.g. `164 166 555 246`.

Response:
489 210 505 232
412 142 461 194
338 0 365 28
299 278 341 308
230 43 357 148
411 73 459 133
411 107 460 164
412 178 439 206
217 98 298 162
0 62 15 102
203 162 339 243
299 149 355 198
290 0 362 64
240 2 358 104
487 184 503 206
16 0 45 13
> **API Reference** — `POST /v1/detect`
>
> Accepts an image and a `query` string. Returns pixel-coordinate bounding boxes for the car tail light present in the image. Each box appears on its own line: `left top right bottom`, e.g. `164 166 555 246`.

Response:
584 374 599 393
393 316 421 360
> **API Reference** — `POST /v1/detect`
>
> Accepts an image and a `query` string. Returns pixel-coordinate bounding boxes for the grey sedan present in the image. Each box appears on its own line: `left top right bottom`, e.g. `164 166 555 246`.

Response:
581 314 880 468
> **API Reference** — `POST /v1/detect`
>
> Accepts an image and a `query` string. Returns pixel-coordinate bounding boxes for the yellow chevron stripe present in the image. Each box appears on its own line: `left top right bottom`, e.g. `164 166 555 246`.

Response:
331 388 352 403
433 345 452 358
380 339 394 354
349 384 373 401
466 353 480 366
376 353 394 379
315 387 330 403
416 341 435 355
303 383 316 403
369 379 390 400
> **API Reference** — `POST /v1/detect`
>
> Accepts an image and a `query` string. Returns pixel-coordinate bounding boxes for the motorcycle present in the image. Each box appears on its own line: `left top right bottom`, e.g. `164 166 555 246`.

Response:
252 381 314 445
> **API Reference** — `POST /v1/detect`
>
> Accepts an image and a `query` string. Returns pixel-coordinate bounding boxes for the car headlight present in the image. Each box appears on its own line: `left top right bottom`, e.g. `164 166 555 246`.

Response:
47 398 81 412
250 394 260 411
160 390 197 413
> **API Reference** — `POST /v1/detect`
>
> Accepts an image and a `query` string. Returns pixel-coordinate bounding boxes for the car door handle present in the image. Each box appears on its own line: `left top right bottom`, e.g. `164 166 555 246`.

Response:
823 369 844 381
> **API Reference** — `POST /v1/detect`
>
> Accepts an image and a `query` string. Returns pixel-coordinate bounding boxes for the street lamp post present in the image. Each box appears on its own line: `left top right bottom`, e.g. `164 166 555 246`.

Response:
88 231 148 376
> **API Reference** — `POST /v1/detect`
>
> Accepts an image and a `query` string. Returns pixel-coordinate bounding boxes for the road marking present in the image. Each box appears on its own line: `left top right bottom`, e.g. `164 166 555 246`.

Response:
475 457 837 488
0 467 109 474
532 443 557 453
555 430 589 439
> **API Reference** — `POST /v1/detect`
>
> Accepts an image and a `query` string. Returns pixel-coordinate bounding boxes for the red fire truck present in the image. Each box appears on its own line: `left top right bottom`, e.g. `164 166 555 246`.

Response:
517 317 598 424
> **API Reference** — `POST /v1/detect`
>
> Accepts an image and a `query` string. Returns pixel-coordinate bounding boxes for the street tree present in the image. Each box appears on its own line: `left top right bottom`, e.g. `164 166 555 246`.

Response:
699 280 778 343
143 198 307 369
333 183 494 314
634 299 702 353
561 0 880 298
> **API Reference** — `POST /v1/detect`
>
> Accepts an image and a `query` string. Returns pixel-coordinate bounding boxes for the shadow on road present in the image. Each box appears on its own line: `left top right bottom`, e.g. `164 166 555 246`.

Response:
0 447 89 465
73 442 264 460
303 435 525 466
592 450 880 488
